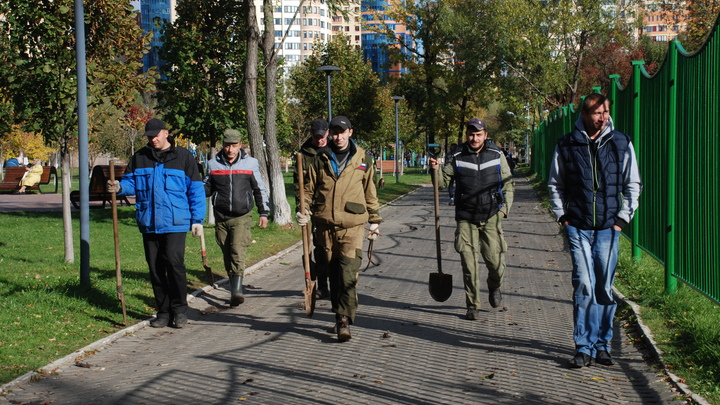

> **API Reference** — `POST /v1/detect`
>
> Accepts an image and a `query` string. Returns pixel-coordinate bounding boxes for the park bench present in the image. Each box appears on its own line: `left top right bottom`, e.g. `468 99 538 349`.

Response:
0 166 58 193
70 164 130 209
376 159 400 174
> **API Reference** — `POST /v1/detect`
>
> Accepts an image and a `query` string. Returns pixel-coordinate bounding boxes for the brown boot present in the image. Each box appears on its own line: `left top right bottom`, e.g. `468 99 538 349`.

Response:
336 315 351 342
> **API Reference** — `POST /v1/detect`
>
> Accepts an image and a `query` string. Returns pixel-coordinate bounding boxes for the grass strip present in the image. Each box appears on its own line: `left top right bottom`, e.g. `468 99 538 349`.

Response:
0 169 426 384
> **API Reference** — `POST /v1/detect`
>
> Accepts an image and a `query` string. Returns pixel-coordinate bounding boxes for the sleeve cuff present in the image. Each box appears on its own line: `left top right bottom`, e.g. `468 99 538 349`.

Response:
614 218 628 230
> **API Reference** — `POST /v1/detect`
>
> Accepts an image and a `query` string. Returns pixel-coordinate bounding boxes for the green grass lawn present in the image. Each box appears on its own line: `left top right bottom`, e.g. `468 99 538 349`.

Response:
0 169 424 384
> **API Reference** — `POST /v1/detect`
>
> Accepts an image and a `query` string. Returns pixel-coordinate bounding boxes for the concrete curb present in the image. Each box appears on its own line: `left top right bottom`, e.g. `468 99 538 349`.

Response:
613 287 710 405
0 237 304 396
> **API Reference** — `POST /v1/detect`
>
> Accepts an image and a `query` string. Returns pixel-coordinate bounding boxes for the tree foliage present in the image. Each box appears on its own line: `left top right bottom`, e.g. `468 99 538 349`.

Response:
0 125 54 162
157 0 246 147
0 0 155 262
289 35 386 146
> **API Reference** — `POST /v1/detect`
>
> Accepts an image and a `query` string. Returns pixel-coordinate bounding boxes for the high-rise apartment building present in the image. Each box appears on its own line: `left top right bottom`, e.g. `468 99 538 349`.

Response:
361 0 412 78
140 0 178 74
639 1 688 42
138 0 401 77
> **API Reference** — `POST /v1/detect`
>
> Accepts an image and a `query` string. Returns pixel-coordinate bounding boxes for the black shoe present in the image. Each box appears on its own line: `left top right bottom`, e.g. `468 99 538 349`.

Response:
489 289 502 308
465 308 479 320
448 198 454 206
595 350 615 366
150 316 169 328
567 352 594 368
337 315 351 342
173 313 188 329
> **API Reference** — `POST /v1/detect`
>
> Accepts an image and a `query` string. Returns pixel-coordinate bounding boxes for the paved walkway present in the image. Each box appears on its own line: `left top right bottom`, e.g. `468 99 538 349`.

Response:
0 176 682 404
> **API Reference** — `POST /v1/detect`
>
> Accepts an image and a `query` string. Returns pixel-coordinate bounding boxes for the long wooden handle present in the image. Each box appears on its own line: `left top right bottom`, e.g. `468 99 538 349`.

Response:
297 153 311 282
200 231 208 265
432 167 443 274
110 160 127 325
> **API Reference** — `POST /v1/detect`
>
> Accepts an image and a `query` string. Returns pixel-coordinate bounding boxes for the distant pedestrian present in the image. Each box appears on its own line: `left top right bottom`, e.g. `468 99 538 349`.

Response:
548 93 642 368
107 118 206 329
17 159 43 193
429 118 514 321
204 128 270 306
297 116 382 342
294 118 331 299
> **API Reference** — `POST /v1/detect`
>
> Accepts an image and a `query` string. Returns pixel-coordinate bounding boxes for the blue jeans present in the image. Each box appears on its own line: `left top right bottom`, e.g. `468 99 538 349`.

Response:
565 225 620 357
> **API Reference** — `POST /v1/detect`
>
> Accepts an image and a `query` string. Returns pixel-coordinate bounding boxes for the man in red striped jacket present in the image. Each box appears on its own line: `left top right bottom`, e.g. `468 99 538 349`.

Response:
204 128 270 306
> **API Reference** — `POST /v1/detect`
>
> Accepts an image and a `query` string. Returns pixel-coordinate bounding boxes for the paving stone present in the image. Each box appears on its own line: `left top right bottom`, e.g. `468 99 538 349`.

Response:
0 175 682 404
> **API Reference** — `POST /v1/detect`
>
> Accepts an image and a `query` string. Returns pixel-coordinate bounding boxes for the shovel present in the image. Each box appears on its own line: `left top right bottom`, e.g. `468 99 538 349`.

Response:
297 153 316 317
199 231 215 287
109 161 128 325
429 166 452 302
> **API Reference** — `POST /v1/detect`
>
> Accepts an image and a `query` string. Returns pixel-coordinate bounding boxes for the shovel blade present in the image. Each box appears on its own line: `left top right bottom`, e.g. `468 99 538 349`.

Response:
303 280 317 317
429 272 453 302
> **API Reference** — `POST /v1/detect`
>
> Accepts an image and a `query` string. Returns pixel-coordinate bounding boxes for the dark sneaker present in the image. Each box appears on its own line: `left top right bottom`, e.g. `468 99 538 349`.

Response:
337 316 351 342
567 352 594 368
489 289 502 308
465 308 479 320
150 316 170 328
595 350 615 366
173 313 188 329
448 198 455 206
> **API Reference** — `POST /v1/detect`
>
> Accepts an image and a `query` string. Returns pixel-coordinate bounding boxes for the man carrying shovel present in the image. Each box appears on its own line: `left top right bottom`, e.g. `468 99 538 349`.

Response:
294 118 331 300
107 118 206 329
297 116 382 341
204 128 269 307
429 118 514 320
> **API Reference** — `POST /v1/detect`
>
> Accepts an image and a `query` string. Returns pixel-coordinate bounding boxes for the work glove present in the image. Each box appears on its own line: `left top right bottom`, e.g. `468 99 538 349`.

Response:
106 179 121 194
191 224 203 237
296 209 311 227
366 223 380 240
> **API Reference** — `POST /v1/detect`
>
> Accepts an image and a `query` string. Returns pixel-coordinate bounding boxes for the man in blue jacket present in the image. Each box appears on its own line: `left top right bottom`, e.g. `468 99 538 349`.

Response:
107 118 206 329
204 129 269 306
548 94 642 368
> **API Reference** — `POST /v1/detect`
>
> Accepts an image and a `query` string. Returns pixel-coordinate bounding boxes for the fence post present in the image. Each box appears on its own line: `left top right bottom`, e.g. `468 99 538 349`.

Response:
665 43 679 294
631 60 644 262
608 75 621 118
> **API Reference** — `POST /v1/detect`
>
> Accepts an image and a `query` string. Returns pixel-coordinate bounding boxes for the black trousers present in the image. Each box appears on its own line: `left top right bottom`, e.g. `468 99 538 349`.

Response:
142 232 188 318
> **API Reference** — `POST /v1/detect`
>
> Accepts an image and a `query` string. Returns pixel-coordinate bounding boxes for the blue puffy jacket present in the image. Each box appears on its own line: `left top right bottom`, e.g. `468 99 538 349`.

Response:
118 142 206 234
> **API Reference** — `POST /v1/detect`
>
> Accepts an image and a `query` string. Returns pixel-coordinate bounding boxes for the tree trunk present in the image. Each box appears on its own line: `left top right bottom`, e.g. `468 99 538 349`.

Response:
262 0 292 226
243 0 269 187
61 145 74 263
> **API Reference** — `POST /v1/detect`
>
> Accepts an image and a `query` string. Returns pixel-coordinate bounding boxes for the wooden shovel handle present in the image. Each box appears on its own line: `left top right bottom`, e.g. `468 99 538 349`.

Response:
297 153 312 280
110 160 127 325
432 167 443 274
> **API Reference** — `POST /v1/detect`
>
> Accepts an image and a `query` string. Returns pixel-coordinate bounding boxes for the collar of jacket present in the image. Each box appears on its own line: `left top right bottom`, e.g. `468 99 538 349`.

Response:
148 143 177 163
329 139 357 162
218 148 247 165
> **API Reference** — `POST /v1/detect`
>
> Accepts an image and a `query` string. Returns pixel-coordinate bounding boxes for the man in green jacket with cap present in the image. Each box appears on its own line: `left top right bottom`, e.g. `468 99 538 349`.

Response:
204 128 270 306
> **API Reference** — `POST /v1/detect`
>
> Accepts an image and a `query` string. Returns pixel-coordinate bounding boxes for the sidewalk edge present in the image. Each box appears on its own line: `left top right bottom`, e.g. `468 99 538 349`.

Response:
1 238 303 396
614 287 710 405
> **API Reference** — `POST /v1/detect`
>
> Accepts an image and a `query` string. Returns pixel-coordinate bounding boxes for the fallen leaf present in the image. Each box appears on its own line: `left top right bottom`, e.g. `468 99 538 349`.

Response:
374 380 383 383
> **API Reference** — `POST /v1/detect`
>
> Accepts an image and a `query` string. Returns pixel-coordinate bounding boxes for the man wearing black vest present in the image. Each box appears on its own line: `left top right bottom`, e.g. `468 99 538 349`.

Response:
548 93 642 368
430 118 514 321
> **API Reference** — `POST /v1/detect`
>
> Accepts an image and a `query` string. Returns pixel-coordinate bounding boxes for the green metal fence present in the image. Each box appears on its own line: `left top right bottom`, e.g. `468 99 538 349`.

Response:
531 18 720 305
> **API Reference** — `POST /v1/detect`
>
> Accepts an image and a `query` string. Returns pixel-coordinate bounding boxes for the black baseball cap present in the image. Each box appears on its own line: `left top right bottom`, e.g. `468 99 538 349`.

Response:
467 118 486 132
311 119 329 137
329 116 352 131
144 118 167 137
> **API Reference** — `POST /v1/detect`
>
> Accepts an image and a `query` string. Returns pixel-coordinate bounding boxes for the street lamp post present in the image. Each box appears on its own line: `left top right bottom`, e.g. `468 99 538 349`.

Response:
392 96 404 183
316 65 341 120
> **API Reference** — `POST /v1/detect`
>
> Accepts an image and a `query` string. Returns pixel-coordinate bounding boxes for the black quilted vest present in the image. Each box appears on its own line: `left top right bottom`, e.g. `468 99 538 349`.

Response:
557 129 630 230
452 142 505 224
